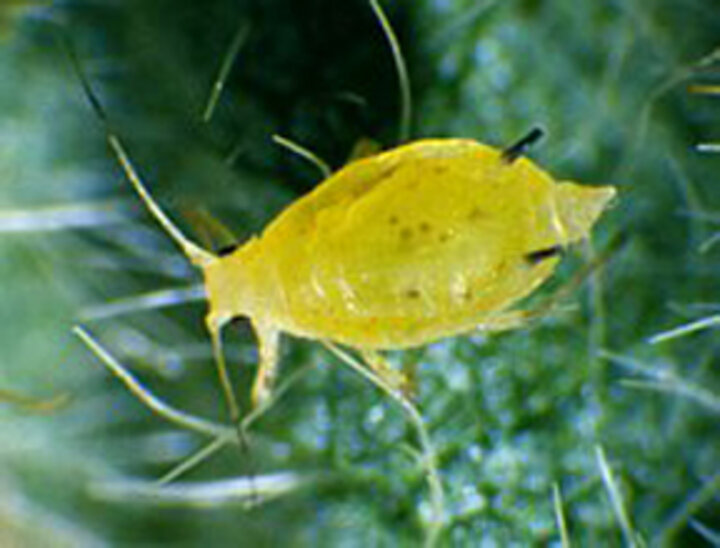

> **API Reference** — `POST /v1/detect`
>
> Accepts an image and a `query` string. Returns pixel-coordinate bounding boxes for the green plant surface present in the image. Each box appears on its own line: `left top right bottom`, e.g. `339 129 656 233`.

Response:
1 0 719 546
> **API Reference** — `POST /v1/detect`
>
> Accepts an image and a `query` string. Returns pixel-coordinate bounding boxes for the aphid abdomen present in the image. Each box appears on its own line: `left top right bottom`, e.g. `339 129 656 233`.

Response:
253 139 615 350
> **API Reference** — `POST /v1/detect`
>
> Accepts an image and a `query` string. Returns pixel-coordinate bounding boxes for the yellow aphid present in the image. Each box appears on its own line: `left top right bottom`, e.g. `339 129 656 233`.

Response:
93 123 617 426
204 137 615 401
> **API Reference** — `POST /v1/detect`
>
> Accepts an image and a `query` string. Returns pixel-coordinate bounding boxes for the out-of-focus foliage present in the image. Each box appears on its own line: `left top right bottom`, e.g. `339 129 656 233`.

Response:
1 0 719 545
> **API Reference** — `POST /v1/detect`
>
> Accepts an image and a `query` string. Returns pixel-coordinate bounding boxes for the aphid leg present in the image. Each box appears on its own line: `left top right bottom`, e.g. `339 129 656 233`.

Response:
359 349 413 397
208 320 246 425
501 126 545 163
160 359 314 485
182 207 239 254
249 323 281 411
323 342 445 547
206 316 249 440
206 318 281 434
206 316 263 507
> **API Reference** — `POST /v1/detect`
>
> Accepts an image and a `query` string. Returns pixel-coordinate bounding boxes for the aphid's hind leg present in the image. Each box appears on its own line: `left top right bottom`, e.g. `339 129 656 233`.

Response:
476 309 538 333
323 343 445 547
359 349 413 397
206 316 242 427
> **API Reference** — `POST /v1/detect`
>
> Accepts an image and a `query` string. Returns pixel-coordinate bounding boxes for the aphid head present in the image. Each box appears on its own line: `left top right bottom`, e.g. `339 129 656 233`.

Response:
127 196 263 329
202 237 264 329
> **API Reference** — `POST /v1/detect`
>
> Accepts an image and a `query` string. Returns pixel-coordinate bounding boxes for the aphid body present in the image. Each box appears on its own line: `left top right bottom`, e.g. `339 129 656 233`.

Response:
203 138 615 403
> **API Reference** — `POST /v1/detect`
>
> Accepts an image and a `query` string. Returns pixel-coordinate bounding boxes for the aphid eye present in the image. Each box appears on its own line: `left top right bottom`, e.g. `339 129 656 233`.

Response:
524 245 564 264
501 126 545 164
217 243 239 256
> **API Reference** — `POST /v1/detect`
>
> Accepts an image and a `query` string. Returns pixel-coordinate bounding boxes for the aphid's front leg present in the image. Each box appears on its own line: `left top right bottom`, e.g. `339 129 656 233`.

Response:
206 315 243 426
250 322 281 411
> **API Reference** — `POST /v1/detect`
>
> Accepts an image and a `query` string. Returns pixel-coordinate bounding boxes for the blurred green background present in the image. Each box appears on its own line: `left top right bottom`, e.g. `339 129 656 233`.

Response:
1 0 719 545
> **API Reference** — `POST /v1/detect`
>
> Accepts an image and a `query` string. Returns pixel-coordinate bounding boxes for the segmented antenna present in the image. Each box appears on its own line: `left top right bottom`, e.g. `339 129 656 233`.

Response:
65 37 215 268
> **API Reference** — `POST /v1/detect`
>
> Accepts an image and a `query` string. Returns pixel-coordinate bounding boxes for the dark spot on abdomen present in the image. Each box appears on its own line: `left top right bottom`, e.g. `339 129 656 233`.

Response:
400 227 414 241
467 207 485 221
404 288 421 300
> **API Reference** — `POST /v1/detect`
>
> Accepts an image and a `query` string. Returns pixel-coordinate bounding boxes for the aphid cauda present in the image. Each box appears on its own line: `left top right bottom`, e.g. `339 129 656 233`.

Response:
70 1 616 543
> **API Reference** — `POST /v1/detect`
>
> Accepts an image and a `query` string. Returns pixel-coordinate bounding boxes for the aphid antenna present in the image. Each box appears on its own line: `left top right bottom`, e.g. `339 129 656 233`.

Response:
62 35 215 269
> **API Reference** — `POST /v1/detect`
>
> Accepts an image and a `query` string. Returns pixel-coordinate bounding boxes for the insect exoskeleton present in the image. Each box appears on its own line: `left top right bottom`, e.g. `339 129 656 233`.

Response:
203 137 616 362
